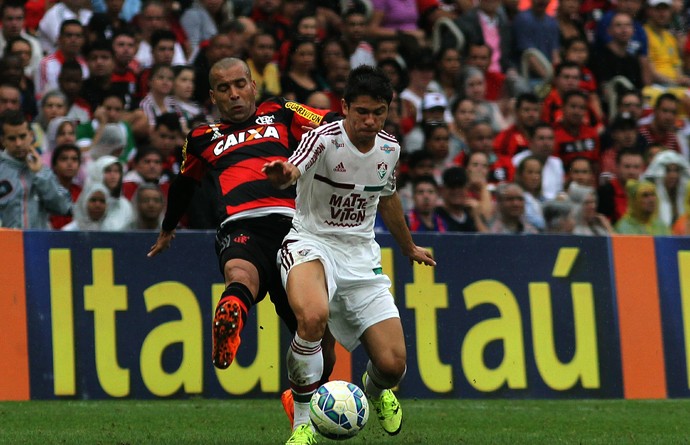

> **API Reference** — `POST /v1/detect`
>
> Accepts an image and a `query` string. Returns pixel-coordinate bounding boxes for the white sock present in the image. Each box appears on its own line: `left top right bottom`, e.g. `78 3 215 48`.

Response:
287 334 323 429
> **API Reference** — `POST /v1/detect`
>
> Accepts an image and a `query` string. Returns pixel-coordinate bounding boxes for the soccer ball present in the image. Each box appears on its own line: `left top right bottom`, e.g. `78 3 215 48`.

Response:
309 380 369 440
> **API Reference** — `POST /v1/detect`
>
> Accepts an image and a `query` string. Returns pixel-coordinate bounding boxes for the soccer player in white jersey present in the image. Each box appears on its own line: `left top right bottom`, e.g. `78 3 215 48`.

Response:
264 65 436 445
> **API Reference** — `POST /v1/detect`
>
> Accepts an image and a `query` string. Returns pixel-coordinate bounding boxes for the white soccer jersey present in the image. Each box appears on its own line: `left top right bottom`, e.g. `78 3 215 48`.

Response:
289 120 400 241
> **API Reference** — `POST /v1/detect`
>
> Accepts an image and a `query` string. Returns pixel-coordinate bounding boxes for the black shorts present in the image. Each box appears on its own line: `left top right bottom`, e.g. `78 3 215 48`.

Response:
215 214 296 333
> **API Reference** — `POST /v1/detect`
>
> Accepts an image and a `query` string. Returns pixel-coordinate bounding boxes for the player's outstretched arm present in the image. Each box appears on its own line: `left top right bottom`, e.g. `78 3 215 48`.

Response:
148 229 176 257
263 160 301 189
378 193 436 266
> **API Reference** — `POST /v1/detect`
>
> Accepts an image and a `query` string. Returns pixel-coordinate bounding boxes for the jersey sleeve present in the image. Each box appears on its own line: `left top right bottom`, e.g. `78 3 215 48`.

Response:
288 127 326 175
280 98 340 141
179 134 206 181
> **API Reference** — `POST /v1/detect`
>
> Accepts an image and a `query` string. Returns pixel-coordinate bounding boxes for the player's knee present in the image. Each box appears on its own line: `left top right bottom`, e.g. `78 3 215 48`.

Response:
296 310 328 340
372 351 406 381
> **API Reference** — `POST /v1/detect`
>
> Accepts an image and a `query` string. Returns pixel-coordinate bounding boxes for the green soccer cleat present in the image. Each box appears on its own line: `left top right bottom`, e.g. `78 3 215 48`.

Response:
362 372 403 435
285 424 317 445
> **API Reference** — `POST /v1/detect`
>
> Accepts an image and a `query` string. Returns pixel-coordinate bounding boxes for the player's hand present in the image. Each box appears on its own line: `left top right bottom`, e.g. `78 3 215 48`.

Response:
263 160 295 189
405 246 436 267
148 229 175 257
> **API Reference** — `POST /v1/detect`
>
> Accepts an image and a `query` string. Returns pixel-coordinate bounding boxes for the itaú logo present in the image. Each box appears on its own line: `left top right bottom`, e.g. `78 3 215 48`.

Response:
213 126 280 155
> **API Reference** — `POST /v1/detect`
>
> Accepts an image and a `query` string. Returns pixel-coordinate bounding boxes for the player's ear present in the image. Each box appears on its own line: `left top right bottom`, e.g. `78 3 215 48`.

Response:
209 89 216 105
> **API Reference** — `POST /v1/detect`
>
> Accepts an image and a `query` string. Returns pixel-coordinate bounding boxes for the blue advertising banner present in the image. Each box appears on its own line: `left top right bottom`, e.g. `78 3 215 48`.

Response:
22 231 625 400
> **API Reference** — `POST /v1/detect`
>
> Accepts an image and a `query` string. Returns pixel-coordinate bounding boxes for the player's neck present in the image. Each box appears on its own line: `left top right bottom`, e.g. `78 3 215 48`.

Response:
344 121 375 153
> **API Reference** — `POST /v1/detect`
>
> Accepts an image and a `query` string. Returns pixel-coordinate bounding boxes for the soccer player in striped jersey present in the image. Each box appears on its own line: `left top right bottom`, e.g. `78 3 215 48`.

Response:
264 65 436 445
148 58 340 374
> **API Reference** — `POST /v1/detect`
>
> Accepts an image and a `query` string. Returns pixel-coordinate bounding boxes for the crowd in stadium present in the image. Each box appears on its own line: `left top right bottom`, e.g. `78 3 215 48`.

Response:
1 0 690 235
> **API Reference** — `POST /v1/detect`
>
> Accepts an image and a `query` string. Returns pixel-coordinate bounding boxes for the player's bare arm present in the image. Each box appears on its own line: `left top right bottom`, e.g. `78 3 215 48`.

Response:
378 193 436 266
147 229 176 257
262 160 301 189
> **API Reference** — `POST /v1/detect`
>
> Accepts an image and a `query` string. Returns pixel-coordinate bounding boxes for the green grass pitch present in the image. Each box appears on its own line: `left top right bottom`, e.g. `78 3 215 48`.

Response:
1 399 689 444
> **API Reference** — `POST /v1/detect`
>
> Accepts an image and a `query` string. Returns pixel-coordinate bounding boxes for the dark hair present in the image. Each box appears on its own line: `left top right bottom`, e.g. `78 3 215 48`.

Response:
0 0 24 17
616 147 644 164
376 57 408 92
51 143 81 168
407 149 434 169
155 112 182 132
562 37 588 57
343 65 393 106
527 121 554 139
567 156 593 172
616 89 642 107
99 89 125 106
562 89 588 105
554 61 581 78
0 109 26 130
59 59 83 77
4 36 30 59
655 92 678 109
60 19 83 36
517 155 543 176
412 174 438 190
516 92 539 109
148 62 173 86
422 121 448 143
134 146 163 164
150 29 177 49
442 166 468 188
84 38 114 56
112 27 136 42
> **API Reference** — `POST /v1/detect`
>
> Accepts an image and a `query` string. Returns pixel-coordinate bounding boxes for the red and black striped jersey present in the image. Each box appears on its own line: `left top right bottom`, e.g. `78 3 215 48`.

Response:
180 97 338 224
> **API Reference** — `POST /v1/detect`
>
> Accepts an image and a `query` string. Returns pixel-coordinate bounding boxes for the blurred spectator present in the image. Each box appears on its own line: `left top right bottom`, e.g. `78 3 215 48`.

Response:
38 0 93 55
247 30 280 103
561 36 602 119
465 43 505 102
568 182 614 235
465 150 495 222
399 150 435 212
323 57 350 114
0 54 37 121
49 143 82 229
600 113 643 176
77 92 136 165
553 90 600 167
422 121 455 184
225 17 259 60
488 182 539 234
542 62 600 129
615 179 670 235
567 156 596 188
405 175 447 232
598 148 645 222
132 182 165 230
368 0 425 46
62 182 109 231
405 92 449 153
277 10 322 72
32 90 68 154
436 166 487 232
139 63 184 129
137 30 177 100
110 29 140 113
341 6 375 69
456 119 514 184
192 33 234 111
514 155 546 230
0 110 72 228
641 149 690 226
150 112 184 178
58 59 91 123
400 52 436 123
616 89 644 121
595 0 648 74
448 97 475 158
591 12 646 92
86 0 128 43
513 0 561 79
172 65 202 132
644 0 690 87
638 93 680 152
280 37 325 103
305 91 331 110
455 0 516 75
543 199 576 233
87 155 134 230
122 146 169 200
556 0 586 43
515 122 564 200
35 20 89 99
0 84 22 115
429 47 462 108
42 116 77 165
81 40 115 111
0 2 42 78
494 92 540 157
180 0 233 59
134 1 187 69
460 66 508 132
672 182 690 235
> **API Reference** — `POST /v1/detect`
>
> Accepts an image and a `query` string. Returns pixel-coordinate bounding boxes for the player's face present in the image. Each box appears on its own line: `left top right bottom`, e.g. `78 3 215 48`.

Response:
342 96 389 147
210 63 257 122
1 122 33 160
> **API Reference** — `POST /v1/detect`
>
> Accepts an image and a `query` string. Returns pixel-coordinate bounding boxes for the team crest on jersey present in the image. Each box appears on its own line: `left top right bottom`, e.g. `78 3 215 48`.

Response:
208 124 222 141
233 234 250 244
377 161 388 179
256 115 275 125
213 126 281 156
380 143 396 153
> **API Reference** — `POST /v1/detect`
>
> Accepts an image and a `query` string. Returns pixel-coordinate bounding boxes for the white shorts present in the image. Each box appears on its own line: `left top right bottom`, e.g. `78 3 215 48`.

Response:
278 230 399 351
